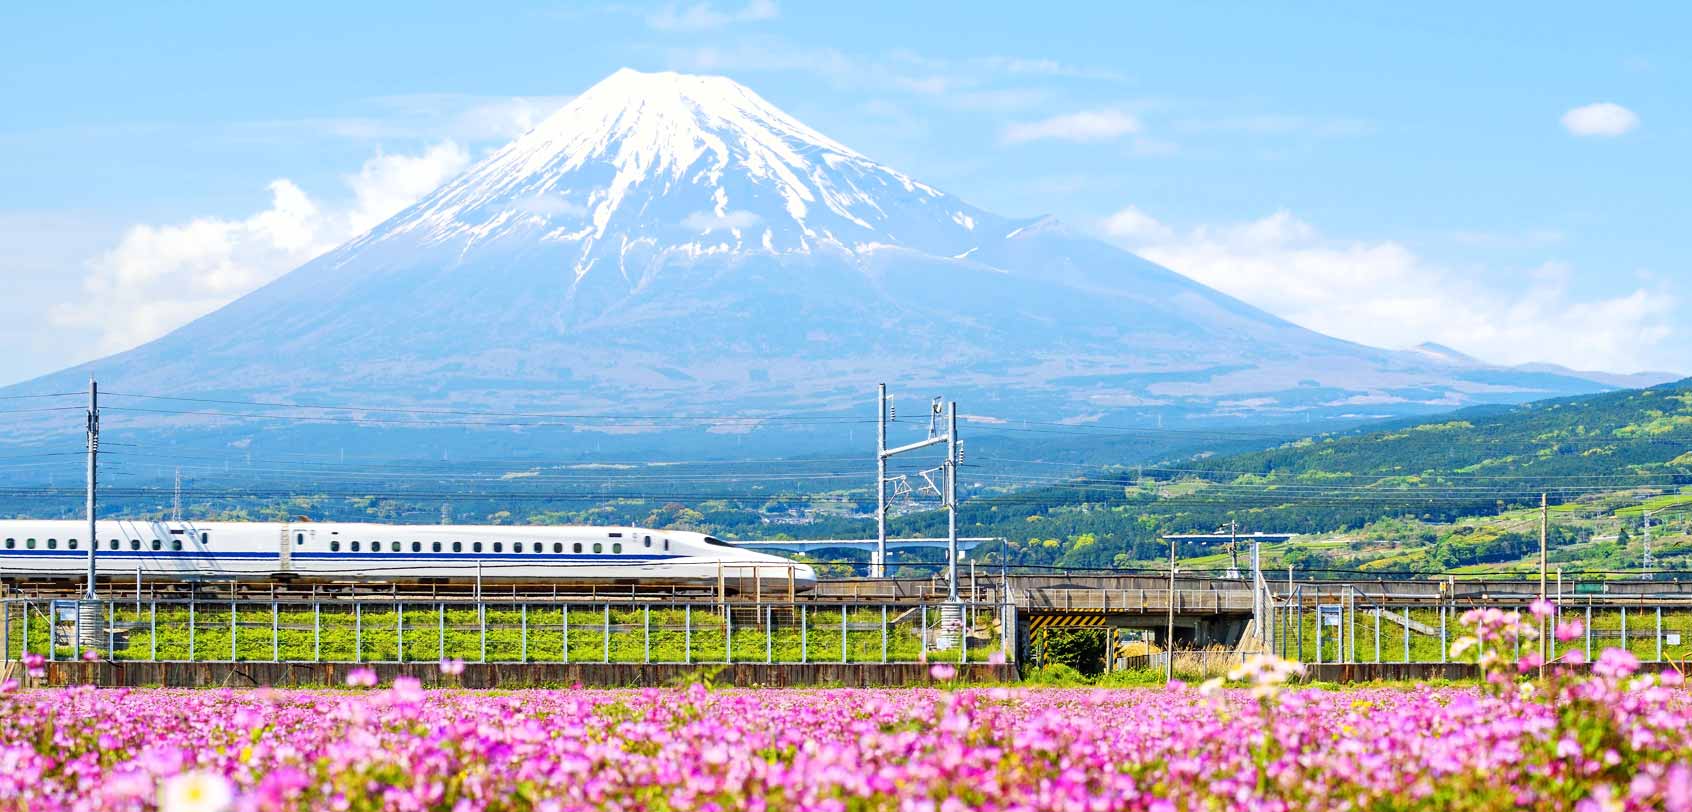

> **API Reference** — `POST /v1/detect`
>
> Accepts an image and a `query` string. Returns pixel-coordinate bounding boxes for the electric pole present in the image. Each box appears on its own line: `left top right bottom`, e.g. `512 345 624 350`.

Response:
1644 509 1656 572
85 377 99 600
1228 519 1239 578
1166 536 1177 682
1539 492 1549 675
875 383 888 578
171 467 183 522
946 400 959 604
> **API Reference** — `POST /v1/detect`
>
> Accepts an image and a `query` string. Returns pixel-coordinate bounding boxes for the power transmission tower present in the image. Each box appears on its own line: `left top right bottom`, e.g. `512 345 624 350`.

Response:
171 467 183 522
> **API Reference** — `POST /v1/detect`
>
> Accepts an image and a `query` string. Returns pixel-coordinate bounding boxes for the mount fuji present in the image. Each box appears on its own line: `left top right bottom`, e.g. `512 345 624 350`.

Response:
0 69 1654 454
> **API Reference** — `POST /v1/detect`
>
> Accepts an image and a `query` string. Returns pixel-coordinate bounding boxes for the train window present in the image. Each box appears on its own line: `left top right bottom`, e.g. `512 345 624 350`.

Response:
432 541 441 553
201 532 210 544
26 538 36 549
553 542 563 553
47 538 57 549
68 539 78 550
663 539 670 551
130 540 140 550
473 542 483 553
703 536 735 548
109 539 119 550
171 540 182 551
151 540 161 551
412 542 421 553
513 542 523 553
453 541 462 553
572 543 582 553
592 542 602 554
3 538 11 549
493 542 503 553
644 535 651 548
612 542 622 554
330 540 341 552
351 541 361 552
391 541 401 553
296 533 304 545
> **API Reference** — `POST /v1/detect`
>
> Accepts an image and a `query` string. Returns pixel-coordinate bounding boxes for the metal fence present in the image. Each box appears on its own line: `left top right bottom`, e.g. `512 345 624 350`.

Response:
0 598 1015 666
1274 587 1692 665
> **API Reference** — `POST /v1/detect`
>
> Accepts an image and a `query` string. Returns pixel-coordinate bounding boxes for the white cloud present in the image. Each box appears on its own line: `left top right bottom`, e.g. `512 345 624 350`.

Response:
683 209 762 232
1003 110 1141 144
344 142 470 232
1103 207 1678 373
648 0 778 31
1561 102 1640 137
1099 206 1172 242
51 142 470 355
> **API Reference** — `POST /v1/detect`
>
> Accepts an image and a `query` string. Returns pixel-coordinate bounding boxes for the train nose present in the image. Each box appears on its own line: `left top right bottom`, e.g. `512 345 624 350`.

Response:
793 562 819 591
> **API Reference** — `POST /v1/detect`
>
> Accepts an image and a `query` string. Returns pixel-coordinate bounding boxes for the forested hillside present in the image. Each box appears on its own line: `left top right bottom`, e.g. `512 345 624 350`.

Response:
926 378 1692 577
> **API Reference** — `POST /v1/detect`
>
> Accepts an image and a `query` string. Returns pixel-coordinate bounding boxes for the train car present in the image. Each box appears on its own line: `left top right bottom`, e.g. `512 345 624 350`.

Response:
0 519 817 592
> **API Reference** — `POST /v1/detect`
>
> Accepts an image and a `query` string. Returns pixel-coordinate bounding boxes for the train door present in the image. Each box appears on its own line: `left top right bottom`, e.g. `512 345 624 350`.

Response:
278 523 292 573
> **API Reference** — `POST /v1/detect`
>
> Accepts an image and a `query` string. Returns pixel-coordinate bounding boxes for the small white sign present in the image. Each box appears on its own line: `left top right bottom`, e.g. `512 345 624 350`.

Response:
1318 604 1343 627
1669 633 1682 646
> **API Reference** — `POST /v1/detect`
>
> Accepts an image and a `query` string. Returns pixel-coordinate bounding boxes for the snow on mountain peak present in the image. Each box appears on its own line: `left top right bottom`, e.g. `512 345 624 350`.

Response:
366 68 988 272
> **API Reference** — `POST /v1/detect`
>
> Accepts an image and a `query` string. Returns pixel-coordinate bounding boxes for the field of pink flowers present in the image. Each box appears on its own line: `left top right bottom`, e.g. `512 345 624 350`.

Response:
2 606 1691 811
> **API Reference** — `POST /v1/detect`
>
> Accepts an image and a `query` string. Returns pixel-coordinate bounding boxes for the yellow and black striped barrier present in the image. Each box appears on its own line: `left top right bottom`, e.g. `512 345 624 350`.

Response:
1027 612 1109 632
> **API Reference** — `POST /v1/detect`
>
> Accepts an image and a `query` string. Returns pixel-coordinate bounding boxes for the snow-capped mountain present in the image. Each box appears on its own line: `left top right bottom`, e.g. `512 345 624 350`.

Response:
0 69 1649 453
375 68 991 270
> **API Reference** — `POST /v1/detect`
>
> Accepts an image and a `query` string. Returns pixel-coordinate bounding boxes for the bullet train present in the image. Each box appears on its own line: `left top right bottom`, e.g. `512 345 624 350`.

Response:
0 519 817 592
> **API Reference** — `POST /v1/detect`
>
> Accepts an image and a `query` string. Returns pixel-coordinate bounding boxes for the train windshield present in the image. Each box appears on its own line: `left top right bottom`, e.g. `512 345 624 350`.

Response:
702 536 736 548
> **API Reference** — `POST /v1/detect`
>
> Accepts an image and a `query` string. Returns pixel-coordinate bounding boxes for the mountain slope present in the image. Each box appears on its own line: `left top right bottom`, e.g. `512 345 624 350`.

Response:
0 69 1645 454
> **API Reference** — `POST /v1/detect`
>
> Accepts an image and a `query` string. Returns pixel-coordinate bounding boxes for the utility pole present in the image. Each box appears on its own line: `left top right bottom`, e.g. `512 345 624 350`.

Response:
1228 519 1240 578
84 378 99 600
946 401 959 604
1166 536 1177 682
875 383 888 578
1539 492 1549 675
1644 509 1656 572
171 467 182 522
875 386 954 581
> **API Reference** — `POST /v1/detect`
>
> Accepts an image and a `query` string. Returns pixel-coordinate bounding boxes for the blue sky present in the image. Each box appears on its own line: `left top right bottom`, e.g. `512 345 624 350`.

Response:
1 2 1685 385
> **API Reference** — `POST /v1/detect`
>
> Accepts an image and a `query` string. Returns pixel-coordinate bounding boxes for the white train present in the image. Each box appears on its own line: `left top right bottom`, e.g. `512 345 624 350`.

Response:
0 519 817 592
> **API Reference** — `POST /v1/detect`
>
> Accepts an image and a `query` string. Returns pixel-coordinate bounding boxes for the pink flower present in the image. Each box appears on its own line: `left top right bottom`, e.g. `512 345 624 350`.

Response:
1529 598 1556 618
344 667 379 688
929 663 957 680
81 649 100 662
22 651 45 679
987 650 1007 665
439 658 466 676
1556 620 1585 642
390 676 425 704
1593 648 1640 680
1666 763 1692 812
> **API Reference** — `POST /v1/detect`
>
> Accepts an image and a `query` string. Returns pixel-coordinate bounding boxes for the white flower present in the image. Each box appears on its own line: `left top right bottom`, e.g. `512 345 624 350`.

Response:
1449 636 1478 659
159 771 233 812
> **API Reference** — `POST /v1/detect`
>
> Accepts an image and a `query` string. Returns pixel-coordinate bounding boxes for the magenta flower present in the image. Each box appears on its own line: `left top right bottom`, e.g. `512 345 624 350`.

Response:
1592 648 1640 679
22 651 45 679
343 667 378 688
439 658 466 676
1555 620 1584 642
929 663 957 680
